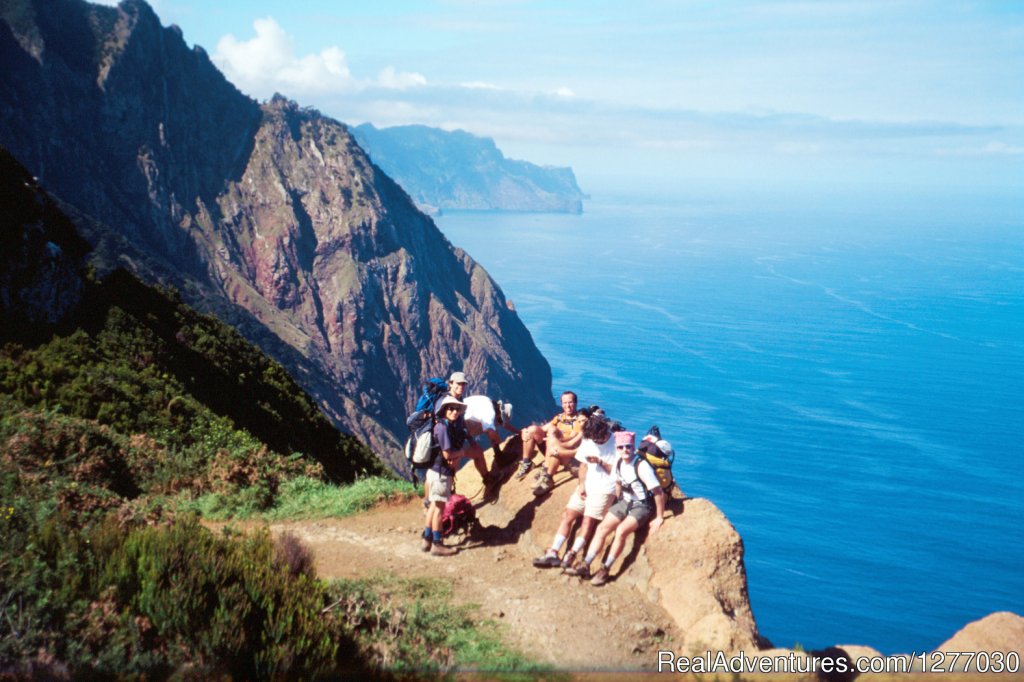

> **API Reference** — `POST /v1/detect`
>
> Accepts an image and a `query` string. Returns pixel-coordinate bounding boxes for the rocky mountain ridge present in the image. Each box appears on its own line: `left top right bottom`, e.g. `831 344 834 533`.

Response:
0 0 556 468
352 123 586 215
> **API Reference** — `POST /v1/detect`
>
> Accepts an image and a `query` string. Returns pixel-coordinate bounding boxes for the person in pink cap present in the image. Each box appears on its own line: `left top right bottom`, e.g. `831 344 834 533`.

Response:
566 430 666 586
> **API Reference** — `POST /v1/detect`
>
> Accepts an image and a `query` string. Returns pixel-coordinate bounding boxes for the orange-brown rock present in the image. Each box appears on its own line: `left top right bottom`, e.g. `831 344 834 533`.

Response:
469 440 761 656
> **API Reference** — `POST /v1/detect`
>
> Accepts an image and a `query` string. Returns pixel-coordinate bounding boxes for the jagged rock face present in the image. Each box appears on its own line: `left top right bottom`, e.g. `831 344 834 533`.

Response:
0 0 556 467
200 99 555 463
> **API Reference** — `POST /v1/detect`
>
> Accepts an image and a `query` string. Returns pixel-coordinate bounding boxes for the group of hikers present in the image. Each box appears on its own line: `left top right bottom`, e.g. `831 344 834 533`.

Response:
411 372 675 587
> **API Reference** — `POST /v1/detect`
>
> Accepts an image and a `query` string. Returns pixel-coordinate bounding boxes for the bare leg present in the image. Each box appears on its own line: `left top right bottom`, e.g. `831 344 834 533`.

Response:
555 508 582 542
463 440 489 479
585 514 621 564
606 516 641 567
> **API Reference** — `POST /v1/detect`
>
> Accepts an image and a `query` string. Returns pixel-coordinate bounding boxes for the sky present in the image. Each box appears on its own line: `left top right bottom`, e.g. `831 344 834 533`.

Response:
97 0 1023 197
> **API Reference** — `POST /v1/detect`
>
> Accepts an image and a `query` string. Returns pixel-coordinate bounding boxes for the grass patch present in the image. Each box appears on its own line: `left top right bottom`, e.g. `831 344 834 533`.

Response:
181 475 418 521
325 573 558 680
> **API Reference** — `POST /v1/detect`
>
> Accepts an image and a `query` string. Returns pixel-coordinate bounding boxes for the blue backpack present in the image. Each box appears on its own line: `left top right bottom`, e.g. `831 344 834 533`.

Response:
415 378 449 414
405 378 449 473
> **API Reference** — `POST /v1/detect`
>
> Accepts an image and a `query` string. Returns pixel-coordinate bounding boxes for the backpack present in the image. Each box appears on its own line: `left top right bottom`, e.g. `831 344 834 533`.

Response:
440 494 475 537
616 456 655 504
637 428 675 494
415 378 449 414
404 378 449 473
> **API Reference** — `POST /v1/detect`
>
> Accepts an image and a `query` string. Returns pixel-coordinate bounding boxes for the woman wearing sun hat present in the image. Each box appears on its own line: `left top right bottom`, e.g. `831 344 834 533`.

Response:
420 395 468 557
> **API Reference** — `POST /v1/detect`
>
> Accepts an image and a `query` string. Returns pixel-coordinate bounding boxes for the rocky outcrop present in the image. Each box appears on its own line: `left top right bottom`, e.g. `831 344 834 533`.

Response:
0 0 556 467
471 441 762 655
352 123 586 214
934 612 1024 672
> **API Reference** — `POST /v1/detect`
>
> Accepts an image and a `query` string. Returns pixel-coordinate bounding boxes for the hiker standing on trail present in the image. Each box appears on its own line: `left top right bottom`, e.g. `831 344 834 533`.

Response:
567 430 666 586
517 391 587 496
421 395 468 557
532 412 618 570
446 372 498 491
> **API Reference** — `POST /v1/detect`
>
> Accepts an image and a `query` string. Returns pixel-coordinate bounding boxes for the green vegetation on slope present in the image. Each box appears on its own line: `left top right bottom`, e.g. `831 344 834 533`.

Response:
327 573 556 680
0 268 386 491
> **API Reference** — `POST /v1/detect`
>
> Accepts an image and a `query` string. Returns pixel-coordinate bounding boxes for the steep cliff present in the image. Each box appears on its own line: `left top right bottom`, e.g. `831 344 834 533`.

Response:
352 123 586 214
0 0 556 467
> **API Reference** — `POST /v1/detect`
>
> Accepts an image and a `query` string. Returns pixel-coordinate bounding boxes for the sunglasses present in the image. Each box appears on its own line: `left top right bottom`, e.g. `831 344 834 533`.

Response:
616 444 633 450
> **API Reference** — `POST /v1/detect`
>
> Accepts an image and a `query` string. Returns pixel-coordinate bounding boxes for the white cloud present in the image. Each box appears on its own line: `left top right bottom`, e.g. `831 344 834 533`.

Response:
554 86 575 98
213 18 425 99
460 81 501 90
377 66 427 89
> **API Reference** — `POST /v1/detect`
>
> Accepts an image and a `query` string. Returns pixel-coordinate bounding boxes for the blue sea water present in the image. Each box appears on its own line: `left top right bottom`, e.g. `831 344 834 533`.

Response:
436 187 1024 655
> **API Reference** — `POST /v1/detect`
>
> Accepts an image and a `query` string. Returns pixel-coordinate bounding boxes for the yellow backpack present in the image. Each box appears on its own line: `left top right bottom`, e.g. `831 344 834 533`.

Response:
638 432 675 493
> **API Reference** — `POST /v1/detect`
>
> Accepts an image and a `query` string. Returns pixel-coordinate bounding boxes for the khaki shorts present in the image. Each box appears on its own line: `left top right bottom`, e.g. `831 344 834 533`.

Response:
566 489 617 520
425 469 452 503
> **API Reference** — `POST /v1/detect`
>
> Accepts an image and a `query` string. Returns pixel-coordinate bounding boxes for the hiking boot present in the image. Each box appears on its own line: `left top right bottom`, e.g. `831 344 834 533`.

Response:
532 551 561 568
430 543 457 557
590 566 610 586
565 560 590 579
532 473 553 497
420 536 432 552
560 550 577 571
515 459 533 480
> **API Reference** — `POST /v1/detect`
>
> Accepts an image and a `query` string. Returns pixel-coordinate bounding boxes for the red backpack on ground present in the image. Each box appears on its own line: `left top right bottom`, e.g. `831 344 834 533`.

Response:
440 494 475 537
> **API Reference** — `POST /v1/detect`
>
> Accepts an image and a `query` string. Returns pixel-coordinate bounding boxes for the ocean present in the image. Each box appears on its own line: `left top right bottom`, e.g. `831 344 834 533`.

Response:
435 186 1024 655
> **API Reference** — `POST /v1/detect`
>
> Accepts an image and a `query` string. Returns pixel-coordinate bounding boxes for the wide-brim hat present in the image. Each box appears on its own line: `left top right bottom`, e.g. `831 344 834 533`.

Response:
448 371 469 385
436 395 468 416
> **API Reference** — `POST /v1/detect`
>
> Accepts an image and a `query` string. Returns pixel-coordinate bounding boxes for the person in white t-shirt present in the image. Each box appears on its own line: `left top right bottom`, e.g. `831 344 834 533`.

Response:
532 413 618 570
570 430 666 586
462 395 517 457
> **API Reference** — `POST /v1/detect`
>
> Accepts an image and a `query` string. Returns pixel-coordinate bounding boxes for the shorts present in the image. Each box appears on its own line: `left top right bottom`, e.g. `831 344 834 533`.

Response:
608 498 653 525
566 489 617 520
425 468 453 503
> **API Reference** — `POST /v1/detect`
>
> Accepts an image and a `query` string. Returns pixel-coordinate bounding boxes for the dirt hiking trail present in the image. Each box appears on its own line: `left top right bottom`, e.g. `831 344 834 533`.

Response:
270 489 682 673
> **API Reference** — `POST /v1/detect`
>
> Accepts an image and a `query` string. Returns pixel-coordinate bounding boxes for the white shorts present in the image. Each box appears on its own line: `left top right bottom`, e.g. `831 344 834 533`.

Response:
566 489 616 520
426 469 453 503
463 395 497 431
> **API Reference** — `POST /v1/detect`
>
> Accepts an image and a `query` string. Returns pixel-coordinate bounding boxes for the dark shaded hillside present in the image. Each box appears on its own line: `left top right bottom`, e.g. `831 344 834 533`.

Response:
0 0 557 469
353 123 586 214
1 145 384 488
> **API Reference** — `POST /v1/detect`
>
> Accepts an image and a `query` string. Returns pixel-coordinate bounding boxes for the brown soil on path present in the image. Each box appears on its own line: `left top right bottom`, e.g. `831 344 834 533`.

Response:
263 493 682 673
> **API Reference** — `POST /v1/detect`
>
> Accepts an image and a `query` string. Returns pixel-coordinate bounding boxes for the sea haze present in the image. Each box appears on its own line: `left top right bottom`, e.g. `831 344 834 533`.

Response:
436 187 1024 654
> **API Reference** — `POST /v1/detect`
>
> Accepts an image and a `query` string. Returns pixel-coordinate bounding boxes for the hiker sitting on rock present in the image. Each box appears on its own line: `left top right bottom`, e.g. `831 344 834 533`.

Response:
421 395 469 557
446 372 499 494
532 412 618 571
462 395 517 461
517 390 587 496
566 430 665 586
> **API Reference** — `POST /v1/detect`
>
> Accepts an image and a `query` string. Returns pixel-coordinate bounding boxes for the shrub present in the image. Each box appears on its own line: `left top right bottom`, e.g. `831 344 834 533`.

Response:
0 510 373 679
